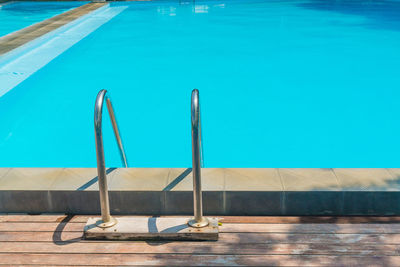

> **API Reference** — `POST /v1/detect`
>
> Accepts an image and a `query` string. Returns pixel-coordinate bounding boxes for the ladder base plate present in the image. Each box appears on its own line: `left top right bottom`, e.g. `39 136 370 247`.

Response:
83 216 219 241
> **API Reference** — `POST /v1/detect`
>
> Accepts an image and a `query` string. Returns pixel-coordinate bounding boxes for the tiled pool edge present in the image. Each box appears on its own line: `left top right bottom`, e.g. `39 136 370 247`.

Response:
0 2 106 56
0 1 12 6
0 3 127 97
1 168 400 215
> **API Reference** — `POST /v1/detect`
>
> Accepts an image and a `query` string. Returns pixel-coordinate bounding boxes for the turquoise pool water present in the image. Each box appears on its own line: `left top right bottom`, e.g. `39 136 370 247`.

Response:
0 1 85 37
1 0 400 167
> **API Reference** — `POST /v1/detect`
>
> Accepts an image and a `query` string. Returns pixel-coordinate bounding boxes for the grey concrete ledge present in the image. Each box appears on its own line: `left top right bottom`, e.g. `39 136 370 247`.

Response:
1 168 400 215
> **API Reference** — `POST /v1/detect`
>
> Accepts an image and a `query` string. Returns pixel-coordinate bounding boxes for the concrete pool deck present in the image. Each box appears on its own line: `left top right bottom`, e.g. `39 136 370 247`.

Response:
0 2 106 55
1 168 400 215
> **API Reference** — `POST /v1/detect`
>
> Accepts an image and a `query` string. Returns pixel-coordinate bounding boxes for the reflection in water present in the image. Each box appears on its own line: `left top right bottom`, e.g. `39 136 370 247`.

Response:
213 4 225 9
194 5 209 14
157 6 177 16
157 2 226 16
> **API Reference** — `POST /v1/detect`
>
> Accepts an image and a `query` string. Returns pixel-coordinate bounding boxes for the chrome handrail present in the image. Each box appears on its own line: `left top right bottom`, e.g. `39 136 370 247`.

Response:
94 89 128 228
188 89 209 228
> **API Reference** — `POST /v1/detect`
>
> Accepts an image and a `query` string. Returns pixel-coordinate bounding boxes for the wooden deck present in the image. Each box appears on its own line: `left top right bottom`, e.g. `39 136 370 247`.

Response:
1 215 400 266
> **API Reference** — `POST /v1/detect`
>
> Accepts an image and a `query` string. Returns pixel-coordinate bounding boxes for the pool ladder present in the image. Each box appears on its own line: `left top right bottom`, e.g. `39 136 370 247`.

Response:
94 90 126 227
94 88 208 228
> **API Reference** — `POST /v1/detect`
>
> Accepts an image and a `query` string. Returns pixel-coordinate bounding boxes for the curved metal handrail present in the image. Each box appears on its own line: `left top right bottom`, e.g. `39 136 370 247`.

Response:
188 89 209 228
94 89 128 228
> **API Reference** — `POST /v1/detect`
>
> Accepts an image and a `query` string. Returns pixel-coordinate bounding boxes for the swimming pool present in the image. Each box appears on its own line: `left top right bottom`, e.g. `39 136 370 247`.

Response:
0 1 85 37
1 0 400 168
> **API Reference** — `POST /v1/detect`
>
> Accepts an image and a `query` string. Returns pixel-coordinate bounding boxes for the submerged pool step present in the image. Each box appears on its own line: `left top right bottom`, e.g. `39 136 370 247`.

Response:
0 168 399 216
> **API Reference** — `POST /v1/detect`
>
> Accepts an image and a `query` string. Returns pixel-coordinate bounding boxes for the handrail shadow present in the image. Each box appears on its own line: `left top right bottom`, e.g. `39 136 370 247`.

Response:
52 215 82 245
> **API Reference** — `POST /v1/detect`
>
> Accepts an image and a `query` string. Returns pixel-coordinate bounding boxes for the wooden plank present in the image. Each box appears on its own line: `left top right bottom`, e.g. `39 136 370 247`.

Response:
0 222 85 232
0 215 189 223
220 223 400 234
0 241 400 256
0 254 399 266
0 215 87 223
220 233 400 244
3 232 400 245
0 231 83 242
3 215 399 224
2 222 400 234
220 216 400 224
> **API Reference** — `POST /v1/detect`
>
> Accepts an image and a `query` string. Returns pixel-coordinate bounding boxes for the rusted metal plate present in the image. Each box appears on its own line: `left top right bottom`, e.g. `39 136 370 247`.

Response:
84 217 219 241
